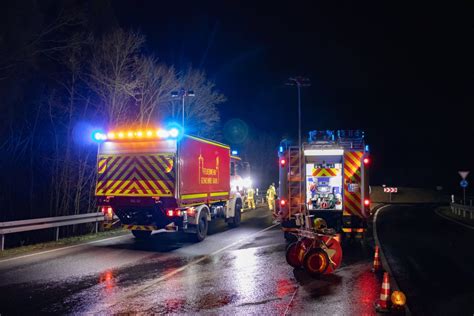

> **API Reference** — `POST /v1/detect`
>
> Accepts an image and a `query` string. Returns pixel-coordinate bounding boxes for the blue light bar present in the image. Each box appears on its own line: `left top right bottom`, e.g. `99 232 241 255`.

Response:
279 146 283 153
168 128 180 138
92 131 107 142
231 150 238 155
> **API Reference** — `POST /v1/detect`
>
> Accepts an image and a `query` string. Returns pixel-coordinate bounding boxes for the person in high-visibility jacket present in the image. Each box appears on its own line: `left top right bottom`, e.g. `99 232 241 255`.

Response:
247 187 256 209
266 183 276 211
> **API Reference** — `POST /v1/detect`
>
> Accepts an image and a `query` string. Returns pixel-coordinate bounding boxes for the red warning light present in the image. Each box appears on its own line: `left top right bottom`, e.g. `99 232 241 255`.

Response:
363 157 370 165
364 199 370 206
280 199 287 206
280 159 286 166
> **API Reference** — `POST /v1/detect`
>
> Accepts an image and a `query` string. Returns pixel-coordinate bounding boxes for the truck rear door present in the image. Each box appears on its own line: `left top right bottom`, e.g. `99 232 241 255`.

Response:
95 141 176 197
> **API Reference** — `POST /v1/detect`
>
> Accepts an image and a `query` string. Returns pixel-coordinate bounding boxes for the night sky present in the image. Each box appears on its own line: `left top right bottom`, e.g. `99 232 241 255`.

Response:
62 1 474 191
107 1 473 192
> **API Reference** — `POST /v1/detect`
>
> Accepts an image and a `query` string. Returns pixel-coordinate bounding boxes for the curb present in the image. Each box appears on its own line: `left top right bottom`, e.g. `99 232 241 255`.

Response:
434 208 474 230
373 204 411 315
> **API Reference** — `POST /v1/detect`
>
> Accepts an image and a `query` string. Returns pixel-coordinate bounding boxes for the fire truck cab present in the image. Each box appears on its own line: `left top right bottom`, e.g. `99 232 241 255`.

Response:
278 130 370 239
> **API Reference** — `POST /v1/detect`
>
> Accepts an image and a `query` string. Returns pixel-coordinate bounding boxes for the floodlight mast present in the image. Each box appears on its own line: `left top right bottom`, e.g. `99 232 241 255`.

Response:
286 76 311 213
171 89 195 131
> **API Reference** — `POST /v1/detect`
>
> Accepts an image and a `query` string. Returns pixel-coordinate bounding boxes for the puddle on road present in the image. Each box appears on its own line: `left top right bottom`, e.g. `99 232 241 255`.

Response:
194 291 238 310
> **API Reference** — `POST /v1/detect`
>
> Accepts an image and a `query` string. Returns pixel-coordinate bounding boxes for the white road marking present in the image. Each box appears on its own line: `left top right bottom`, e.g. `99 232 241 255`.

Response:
283 287 298 315
103 223 279 311
373 204 411 316
0 234 129 264
372 204 391 249
435 208 474 230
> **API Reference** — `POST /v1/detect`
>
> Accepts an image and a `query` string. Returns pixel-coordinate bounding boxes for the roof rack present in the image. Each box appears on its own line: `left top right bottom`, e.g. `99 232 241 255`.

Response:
307 130 365 150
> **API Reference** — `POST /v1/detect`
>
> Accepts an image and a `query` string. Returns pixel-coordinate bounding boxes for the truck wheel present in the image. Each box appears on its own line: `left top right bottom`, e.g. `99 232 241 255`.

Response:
228 201 242 228
195 211 208 242
303 248 329 277
132 230 152 239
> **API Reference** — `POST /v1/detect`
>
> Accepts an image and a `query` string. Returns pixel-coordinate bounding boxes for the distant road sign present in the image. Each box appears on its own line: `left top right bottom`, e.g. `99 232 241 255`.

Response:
458 171 470 179
384 187 398 193
460 180 468 188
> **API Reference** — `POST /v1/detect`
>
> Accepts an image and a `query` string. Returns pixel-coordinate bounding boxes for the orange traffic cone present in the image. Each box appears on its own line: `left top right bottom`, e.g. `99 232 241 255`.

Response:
372 245 381 272
375 272 391 312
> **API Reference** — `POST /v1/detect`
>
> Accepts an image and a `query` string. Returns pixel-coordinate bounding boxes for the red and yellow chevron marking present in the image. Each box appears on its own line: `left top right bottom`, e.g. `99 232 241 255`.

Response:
95 154 175 197
122 224 157 231
98 157 107 174
344 151 363 218
312 168 340 177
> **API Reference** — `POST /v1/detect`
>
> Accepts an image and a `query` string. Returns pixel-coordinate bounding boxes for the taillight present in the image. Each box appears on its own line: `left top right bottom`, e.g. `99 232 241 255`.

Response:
280 159 286 167
187 207 196 217
280 199 287 207
166 209 186 217
363 157 370 165
364 199 370 206
101 206 113 216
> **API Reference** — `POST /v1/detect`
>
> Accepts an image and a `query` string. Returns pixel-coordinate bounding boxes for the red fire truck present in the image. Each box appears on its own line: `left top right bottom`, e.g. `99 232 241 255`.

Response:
93 127 244 241
278 130 370 240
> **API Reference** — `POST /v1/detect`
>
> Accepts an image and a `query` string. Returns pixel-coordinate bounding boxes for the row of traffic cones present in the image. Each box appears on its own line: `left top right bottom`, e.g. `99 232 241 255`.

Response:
372 245 399 313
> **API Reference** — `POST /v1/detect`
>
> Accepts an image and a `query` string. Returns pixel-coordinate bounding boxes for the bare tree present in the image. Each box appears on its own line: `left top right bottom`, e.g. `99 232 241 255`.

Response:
48 32 97 219
132 57 177 126
89 29 145 126
89 29 225 137
167 67 226 138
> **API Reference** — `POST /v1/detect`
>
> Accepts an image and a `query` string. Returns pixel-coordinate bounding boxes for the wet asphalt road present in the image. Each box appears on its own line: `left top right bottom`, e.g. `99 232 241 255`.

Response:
0 207 380 315
377 204 474 315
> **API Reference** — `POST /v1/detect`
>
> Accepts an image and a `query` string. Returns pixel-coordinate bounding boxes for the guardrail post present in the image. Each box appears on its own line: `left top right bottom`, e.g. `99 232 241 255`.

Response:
95 221 99 234
1 234 4 251
55 227 60 241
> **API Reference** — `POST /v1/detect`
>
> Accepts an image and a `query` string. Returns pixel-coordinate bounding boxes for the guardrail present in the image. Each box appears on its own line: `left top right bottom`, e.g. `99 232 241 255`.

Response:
450 203 474 220
0 212 105 251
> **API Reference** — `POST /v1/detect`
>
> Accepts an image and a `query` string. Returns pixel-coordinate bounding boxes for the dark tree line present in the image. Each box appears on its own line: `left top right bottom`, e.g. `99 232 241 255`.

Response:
0 2 224 222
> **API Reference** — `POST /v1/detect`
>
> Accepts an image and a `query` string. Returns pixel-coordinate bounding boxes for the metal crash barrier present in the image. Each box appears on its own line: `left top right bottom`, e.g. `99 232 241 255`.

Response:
450 203 474 220
0 212 105 251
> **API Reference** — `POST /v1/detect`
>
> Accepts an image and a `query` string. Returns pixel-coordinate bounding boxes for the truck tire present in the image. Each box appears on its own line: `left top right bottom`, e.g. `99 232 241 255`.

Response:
132 230 152 239
228 200 242 228
195 211 208 242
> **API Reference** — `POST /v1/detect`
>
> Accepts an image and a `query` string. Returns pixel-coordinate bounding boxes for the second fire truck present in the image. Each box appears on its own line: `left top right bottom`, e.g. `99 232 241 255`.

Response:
278 130 370 240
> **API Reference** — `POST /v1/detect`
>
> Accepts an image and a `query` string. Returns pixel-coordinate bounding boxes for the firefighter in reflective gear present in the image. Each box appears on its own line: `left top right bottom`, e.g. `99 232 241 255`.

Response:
266 183 276 211
247 187 256 209
313 217 328 230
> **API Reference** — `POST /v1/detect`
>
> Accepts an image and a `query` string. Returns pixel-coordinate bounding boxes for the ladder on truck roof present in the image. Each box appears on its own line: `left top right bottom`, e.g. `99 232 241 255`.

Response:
288 146 304 217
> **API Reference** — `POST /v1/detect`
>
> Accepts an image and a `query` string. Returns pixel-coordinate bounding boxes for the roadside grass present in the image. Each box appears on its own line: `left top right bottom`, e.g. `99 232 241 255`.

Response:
437 206 474 227
0 228 128 259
